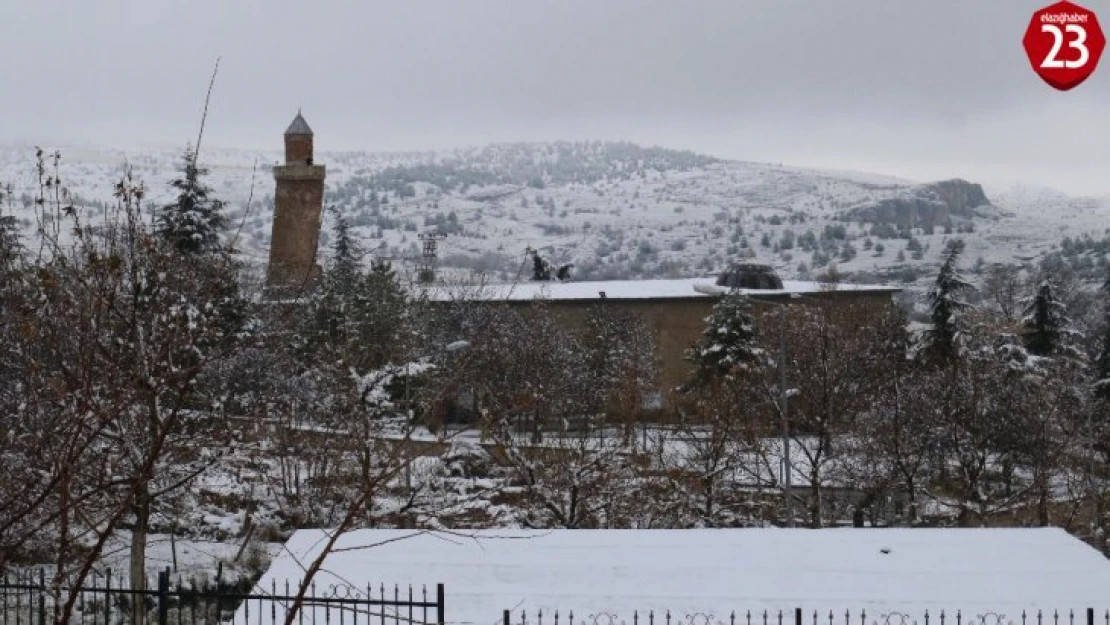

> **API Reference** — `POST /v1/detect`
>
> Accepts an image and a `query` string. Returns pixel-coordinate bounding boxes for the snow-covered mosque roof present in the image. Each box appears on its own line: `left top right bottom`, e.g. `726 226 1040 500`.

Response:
422 277 900 302
246 528 1110 624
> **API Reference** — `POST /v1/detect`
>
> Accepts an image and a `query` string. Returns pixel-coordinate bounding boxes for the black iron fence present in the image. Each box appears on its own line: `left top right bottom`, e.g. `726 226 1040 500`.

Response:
0 569 444 625
502 609 1110 625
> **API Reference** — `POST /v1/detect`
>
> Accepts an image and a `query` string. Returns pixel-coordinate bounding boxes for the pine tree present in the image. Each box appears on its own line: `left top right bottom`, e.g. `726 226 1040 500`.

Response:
689 293 763 383
1021 280 1072 356
1096 268 1110 398
328 215 361 297
155 147 226 254
307 217 410 371
923 239 973 364
532 252 552 281
0 185 20 272
362 257 410 369
0 215 19 273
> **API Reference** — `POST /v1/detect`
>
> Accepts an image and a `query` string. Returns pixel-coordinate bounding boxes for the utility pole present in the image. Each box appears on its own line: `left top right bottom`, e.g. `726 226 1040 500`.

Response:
417 231 446 283
779 303 794 528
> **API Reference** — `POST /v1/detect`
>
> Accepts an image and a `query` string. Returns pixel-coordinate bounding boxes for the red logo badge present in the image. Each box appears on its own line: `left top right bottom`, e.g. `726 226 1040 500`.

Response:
1023 1 1105 90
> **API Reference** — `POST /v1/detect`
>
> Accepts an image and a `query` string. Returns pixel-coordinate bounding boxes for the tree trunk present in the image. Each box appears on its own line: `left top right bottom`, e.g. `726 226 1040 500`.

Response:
809 477 823 528
704 476 715 527
130 482 150 625
904 476 918 525
1037 472 1050 527
957 503 972 528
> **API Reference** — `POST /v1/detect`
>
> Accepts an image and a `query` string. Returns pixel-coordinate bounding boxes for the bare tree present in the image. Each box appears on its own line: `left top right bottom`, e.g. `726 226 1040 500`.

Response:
756 299 880 527
0 155 255 624
982 264 1025 321
855 305 936 525
666 381 773 527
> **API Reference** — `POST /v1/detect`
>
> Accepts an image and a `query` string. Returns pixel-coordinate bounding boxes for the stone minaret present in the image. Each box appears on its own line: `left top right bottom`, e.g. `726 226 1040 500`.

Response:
267 111 326 292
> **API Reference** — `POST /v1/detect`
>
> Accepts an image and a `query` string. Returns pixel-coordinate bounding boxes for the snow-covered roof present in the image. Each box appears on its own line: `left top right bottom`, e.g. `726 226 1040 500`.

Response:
246 528 1110 624
422 278 899 302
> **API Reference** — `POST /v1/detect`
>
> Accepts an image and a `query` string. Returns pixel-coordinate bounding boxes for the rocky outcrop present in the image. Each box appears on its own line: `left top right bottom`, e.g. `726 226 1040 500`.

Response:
846 179 993 229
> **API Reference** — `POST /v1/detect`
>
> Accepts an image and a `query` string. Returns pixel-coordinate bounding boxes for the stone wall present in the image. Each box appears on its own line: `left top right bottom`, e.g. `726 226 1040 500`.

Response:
267 163 325 290
505 289 897 410
285 135 313 165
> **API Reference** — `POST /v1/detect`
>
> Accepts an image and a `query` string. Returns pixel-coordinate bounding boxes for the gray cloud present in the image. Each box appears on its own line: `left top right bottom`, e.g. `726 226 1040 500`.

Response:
2 0 1108 194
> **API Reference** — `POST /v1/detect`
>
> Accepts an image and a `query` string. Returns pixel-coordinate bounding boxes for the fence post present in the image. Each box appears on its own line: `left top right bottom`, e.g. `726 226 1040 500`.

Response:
1088 609 1094 625
38 569 46 625
505 610 511 625
157 569 169 625
795 608 802 625
105 568 113 625
437 583 446 625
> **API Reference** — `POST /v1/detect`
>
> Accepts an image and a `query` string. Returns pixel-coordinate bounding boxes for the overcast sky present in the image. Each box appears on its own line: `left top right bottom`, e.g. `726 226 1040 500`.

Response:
2 1 1108 195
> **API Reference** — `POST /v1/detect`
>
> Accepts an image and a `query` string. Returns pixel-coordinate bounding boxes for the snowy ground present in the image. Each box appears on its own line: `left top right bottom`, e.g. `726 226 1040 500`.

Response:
91 532 283 587
243 528 1110 625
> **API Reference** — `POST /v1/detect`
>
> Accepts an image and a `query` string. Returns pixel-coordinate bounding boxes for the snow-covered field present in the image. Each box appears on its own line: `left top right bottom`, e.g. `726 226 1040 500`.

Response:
244 528 1110 624
93 532 283 587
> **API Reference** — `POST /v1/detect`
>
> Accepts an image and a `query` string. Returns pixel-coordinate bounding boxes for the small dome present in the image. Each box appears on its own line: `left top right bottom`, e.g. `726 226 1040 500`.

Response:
716 263 783 290
284 111 313 136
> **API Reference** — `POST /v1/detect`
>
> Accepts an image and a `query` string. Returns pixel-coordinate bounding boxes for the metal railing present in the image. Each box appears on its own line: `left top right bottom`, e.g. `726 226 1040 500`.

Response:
0 569 444 625
502 608 1110 625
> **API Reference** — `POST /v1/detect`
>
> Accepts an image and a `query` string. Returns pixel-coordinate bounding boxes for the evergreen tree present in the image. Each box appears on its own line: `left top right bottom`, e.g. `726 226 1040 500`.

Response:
1096 268 1110 398
1021 280 1072 356
923 239 973 364
155 147 226 254
307 216 410 371
0 185 21 272
0 214 19 273
362 257 410 369
688 293 764 384
532 252 552 281
328 215 361 297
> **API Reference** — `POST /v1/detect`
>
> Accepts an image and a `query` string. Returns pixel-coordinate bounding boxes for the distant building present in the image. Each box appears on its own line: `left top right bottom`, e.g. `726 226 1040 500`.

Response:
267 111 326 292
426 265 901 409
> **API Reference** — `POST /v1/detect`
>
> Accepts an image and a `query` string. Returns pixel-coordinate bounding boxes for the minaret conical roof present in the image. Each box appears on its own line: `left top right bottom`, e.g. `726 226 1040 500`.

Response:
284 110 313 136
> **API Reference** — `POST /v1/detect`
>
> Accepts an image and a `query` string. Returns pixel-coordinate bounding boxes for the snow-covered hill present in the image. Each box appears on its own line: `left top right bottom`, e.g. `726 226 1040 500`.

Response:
2 141 1107 289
